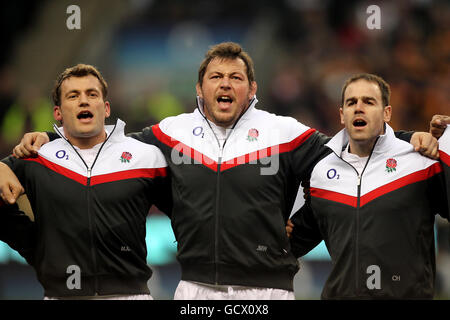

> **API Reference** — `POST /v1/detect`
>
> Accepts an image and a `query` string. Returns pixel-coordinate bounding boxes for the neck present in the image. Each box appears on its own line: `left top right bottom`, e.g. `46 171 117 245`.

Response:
208 119 231 129
347 123 386 157
348 138 376 157
204 110 243 129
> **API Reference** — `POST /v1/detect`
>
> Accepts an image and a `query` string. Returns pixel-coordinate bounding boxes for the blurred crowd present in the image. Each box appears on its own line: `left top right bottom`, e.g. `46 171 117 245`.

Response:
266 0 450 137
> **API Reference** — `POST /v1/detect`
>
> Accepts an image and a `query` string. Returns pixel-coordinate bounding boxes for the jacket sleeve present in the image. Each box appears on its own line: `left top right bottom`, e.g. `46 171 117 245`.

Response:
152 173 173 218
437 125 450 220
128 126 171 215
0 202 36 266
2 154 16 170
426 168 449 221
127 126 159 146
2 154 27 192
290 130 332 181
289 195 323 258
46 131 59 141
0 156 36 265
394 130 413 142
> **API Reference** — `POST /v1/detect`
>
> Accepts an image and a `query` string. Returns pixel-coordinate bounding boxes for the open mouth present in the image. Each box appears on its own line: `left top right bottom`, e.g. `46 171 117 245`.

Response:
217 95 233 104
77 110 94 120
353 119 367 127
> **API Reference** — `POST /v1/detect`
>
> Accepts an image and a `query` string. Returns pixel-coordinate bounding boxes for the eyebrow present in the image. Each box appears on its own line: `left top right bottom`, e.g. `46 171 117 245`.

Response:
65 88 100 96
208 71 245 76
345 96 377 104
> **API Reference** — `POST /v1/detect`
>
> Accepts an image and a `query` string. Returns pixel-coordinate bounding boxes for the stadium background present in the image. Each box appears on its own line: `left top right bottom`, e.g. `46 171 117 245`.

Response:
0 0 449 299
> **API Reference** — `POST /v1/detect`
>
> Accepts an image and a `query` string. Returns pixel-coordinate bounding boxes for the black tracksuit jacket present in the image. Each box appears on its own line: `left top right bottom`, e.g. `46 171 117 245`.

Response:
290 124 449 299
0 119 171 297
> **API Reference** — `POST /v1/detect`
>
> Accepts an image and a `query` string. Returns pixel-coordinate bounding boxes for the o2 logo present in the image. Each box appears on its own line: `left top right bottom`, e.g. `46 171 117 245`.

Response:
56 150 69 160
327 168 340 180
192 126 204 138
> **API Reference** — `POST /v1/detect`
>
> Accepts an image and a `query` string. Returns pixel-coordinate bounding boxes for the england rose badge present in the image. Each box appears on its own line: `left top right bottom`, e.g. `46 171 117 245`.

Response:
247 128 259 142
385 158 397 173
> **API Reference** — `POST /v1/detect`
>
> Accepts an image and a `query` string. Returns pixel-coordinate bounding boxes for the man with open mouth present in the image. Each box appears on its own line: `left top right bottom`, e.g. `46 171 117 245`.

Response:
289 73 449 299
0 64 171 299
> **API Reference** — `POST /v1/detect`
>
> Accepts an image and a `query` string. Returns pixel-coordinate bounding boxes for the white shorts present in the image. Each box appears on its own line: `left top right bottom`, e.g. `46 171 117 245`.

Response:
44 294 153 300
174 280 295 300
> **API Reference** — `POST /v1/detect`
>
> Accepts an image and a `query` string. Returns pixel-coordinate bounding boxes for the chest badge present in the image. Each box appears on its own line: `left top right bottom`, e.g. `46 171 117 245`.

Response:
247 128 259 142
120 151 133 163
385 158 397 173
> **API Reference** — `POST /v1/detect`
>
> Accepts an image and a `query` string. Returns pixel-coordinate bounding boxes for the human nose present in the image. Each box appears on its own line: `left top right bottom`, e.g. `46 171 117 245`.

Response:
354 100 364 112
220 76 231 89
79 92 89 105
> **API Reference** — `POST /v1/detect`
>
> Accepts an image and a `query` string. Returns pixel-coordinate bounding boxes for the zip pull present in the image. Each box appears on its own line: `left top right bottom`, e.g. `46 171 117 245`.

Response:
218 146 223 165
87 168 92 179
357 175 361 186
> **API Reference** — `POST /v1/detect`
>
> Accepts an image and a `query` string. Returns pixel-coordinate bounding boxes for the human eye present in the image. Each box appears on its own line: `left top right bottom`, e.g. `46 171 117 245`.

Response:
365 99 375 105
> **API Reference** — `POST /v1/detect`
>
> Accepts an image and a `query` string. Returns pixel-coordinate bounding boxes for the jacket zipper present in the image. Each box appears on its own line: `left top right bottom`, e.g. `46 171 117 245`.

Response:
355 173 361 294
203 122 238 284
332 137 379 295
199 99 254 284
85 166 98 295
206 125 230 285
53 124 117 295
215 150 222 284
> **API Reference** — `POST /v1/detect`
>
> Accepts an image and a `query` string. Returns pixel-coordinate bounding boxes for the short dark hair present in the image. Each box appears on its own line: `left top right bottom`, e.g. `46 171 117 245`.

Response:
341 73 390 107
52 64 108 106
198 42 255 86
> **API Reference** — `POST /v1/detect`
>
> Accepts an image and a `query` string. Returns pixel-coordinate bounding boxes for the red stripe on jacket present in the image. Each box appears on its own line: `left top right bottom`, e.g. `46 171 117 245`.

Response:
311 162 442 207
440 150 450 166
24 156 167 186
153 124 316 172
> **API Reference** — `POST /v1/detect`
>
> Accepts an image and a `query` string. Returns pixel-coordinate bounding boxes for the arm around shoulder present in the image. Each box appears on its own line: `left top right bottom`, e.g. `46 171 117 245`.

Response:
0 159 24 205
0 203 36 265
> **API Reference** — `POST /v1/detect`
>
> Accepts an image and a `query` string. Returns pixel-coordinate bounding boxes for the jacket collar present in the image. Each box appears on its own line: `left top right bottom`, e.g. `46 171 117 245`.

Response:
195 95 259 126
53 118 126 145
326 123 397 156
